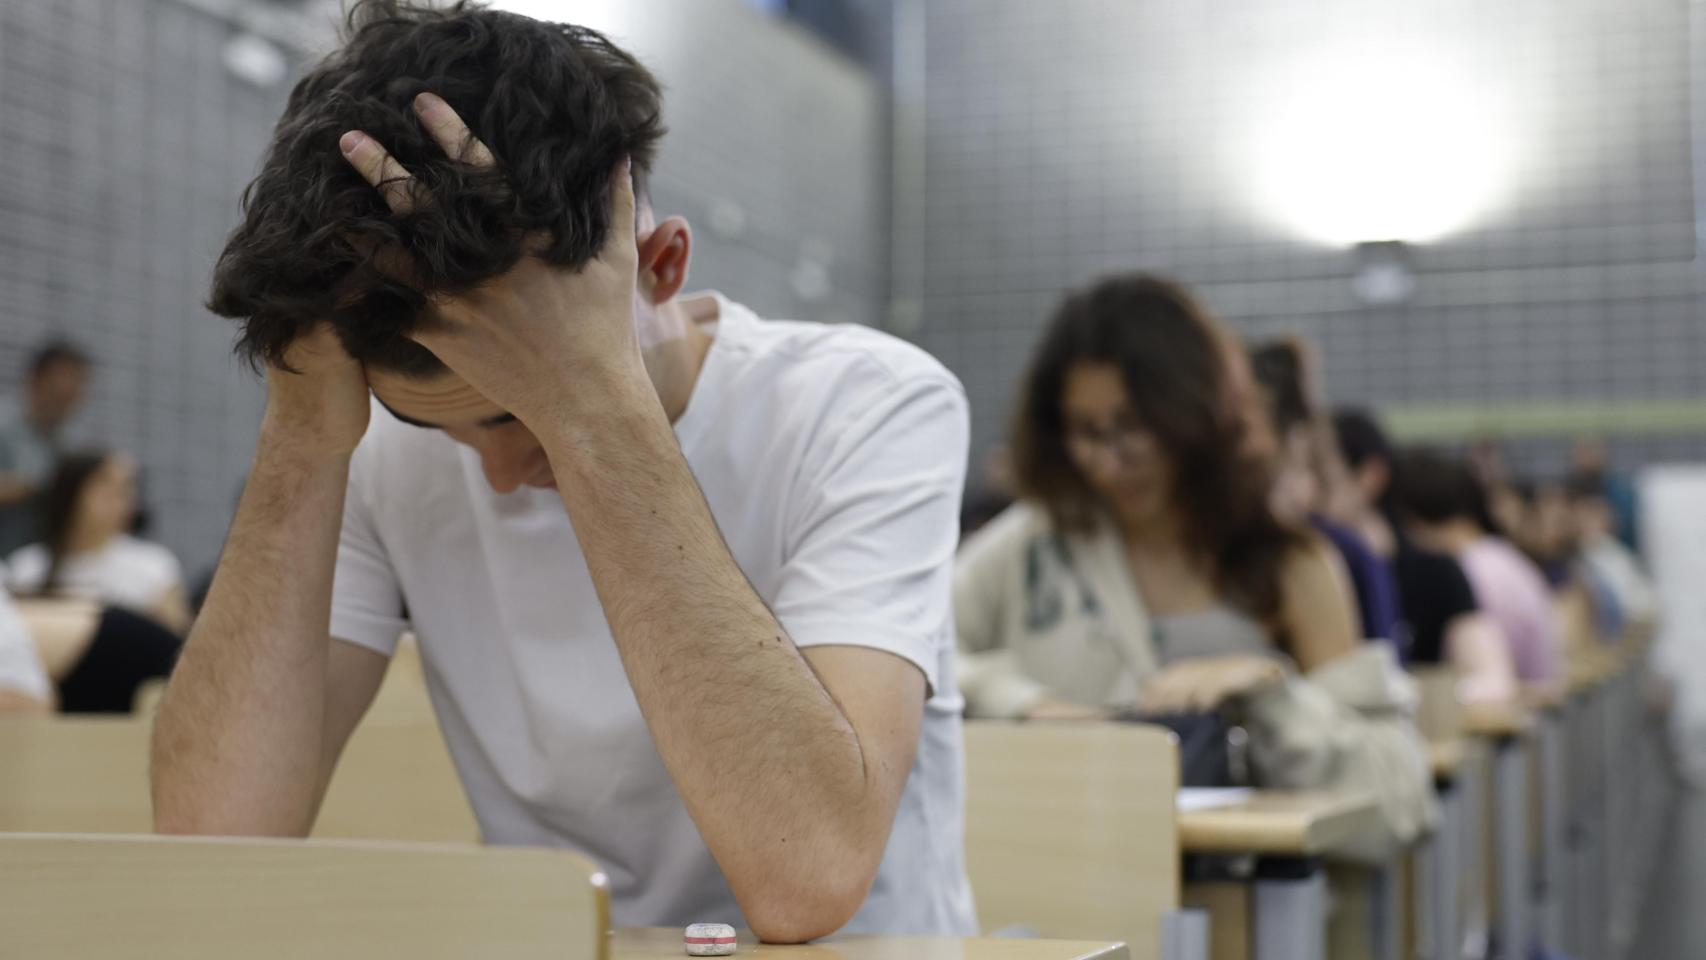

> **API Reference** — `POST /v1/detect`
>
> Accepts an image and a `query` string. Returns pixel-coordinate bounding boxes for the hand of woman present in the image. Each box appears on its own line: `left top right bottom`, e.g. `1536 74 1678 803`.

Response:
1139 655 1286 714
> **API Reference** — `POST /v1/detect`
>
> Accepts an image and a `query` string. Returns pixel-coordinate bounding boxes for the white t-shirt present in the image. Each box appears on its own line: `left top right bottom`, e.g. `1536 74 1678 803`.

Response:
0 587 51 702
330 293 977 936
7 536 183 615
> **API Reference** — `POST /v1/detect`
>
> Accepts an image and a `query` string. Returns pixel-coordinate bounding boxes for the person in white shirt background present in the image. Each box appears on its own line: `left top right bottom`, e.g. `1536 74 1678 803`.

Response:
7 450 190 635
152 1 975 944
0 586 53 713
0 448 185 713
0 580 180 715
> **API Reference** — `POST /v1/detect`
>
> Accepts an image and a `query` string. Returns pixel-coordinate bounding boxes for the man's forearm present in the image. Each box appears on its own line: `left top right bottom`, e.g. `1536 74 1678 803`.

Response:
151 427 350 835
540 381 882 933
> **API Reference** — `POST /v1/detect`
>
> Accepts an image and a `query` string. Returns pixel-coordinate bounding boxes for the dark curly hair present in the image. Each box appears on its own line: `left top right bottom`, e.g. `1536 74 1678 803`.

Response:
208 0 666 376
1010 274 1307 648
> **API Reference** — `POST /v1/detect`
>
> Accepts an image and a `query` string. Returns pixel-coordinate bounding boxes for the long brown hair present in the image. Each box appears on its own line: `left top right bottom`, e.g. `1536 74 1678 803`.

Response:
36 451 111 596
1009 273 1306 644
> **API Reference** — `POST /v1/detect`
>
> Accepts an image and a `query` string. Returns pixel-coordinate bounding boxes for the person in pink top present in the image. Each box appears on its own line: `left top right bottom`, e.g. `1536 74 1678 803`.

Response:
1393 449 1563 686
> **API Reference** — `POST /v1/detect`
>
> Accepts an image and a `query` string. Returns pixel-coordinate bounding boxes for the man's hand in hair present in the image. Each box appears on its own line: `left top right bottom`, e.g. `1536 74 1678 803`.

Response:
263 325 371 457
338 93 646 431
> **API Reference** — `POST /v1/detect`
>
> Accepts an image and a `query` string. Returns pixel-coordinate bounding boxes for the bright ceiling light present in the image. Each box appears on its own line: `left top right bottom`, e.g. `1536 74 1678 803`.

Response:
1248 42 1517 246
481 1 629 38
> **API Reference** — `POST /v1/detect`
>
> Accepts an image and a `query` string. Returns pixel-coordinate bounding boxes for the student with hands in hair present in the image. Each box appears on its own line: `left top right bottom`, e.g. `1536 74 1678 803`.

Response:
153 3 973 943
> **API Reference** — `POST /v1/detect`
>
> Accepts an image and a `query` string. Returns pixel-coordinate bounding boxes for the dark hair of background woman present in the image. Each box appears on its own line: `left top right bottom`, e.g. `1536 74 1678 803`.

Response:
35 451 111 597
1391 447 1504 536
1248 338 1315 437
1009 273 1307 645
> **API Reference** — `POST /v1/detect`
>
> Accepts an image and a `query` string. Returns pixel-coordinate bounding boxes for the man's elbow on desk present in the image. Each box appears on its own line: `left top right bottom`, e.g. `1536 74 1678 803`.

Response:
737 869 871 944
726 827 884 943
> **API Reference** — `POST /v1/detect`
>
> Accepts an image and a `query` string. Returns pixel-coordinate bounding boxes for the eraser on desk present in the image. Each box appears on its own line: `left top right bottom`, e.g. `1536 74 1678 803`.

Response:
684 922 737 956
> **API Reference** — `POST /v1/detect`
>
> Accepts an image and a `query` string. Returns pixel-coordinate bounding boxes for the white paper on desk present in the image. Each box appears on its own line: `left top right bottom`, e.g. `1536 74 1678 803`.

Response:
1175 788 1254 812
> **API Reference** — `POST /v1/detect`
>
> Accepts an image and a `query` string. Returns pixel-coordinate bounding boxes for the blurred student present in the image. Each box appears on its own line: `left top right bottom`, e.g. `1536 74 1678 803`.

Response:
955 274 1434 860
6 451 190 634
0 341 90 555
1568 469 1656 634
1522 481 1578 588
1248 338 1399 644
1572 438 1640 550
0 586 53 712
1394 449 1563 687
1333 411 1517 702
2 593 180 713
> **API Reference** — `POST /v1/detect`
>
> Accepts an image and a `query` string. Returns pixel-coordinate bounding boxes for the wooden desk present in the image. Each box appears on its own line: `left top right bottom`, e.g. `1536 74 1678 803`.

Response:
1428 740 1467 783
1416 738 1484 960
963 722 1177 956
1460 701 1533 960
1566 657 1614 695
1178 791 1381 857
1519 686 1567 712
610 928 1129 959
1180 792 1384 960
1461 702 1534 739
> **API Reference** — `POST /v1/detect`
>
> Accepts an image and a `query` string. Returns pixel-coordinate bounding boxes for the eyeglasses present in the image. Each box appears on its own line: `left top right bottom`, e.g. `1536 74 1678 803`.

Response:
1064 421 1153 460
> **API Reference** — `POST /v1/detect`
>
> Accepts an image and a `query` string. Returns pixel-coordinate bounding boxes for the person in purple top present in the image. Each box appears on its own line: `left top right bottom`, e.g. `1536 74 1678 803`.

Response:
1247 340 1401 646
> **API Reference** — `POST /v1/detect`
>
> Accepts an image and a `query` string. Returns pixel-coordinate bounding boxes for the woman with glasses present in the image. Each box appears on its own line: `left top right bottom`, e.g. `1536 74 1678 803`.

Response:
954 273 1433 860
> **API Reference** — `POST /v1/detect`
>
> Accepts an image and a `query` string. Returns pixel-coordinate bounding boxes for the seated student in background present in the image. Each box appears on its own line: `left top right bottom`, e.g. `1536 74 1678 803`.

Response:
1332 411 1517 702
1393 449 1563 688
1567 469 1657 636
1 592 178 713
955 273 1434 860
152 3 973 942
1524 481 1580 589
6 451 189 634
0 586 53 712
1572 437 1640 551
1247 338 1400 645
0 341 90 556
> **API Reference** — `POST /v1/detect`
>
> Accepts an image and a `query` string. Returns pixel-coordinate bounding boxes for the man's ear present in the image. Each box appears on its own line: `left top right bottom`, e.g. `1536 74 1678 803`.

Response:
636 216 692 305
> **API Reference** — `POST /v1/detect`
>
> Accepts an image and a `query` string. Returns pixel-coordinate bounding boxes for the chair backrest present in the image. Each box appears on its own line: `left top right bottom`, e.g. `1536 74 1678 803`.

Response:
0 833 608 959
0 713 477 842
312 715 481 842
362 633 439 722
0 716 153 833
962 721 1179 954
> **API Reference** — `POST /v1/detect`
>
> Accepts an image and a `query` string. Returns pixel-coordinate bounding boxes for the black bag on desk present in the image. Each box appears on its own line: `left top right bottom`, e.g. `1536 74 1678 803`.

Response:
1113 710 1249 788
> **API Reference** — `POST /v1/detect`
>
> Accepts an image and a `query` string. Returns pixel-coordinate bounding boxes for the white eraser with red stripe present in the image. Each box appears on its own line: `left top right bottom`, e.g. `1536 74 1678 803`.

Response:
684 922 737 956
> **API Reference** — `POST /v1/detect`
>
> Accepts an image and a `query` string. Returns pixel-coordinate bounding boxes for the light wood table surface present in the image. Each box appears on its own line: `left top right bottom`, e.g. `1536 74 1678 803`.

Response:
1428 738 1468 781
1177 790 1381 856
1564 642 1634 694
1462 701 1534 739
1519 685 1568 712
610 928 1129 959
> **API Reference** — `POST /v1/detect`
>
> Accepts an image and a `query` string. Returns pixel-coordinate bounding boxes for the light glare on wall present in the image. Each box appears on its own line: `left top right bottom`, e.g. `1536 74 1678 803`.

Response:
1251 45 1515 246
484 1 629 37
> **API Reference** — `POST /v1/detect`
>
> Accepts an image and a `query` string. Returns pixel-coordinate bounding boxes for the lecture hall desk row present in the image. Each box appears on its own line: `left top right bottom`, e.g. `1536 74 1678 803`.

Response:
0 618 1665 960
1405 607 1663 960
